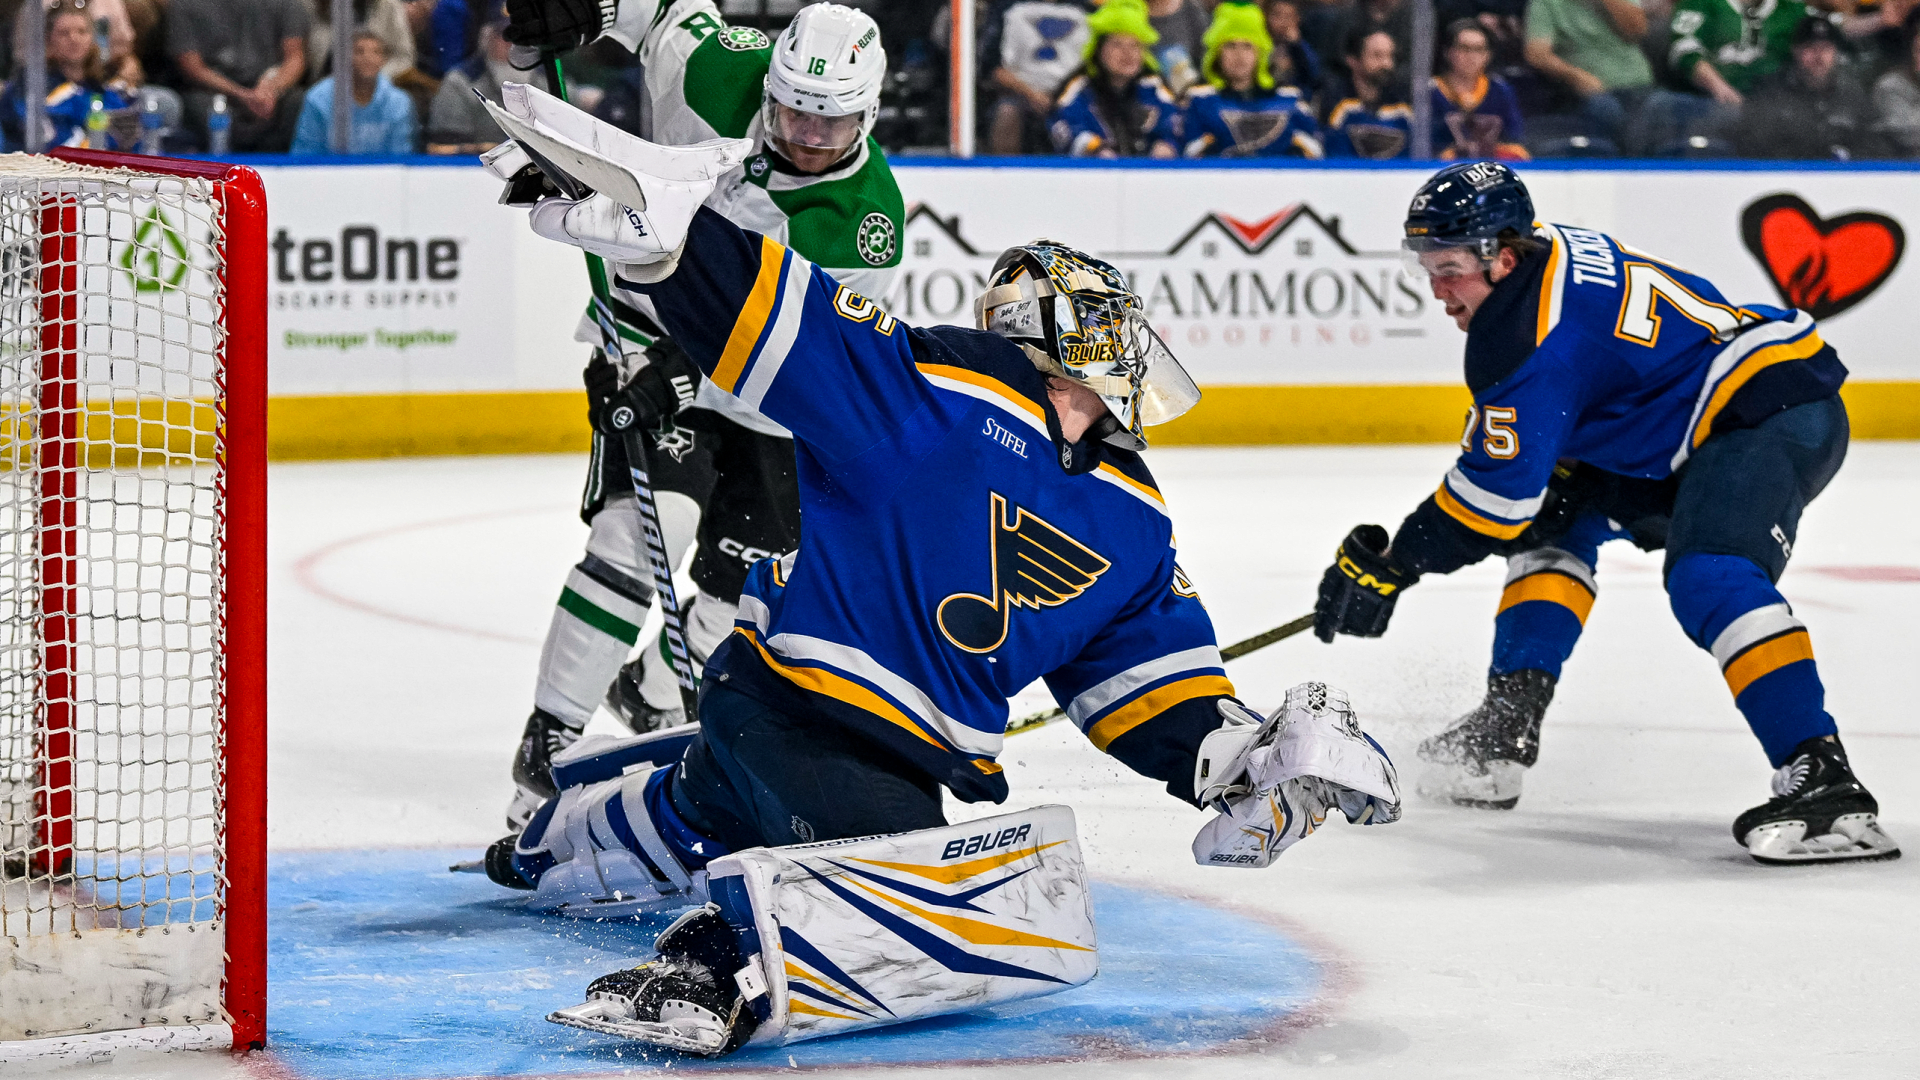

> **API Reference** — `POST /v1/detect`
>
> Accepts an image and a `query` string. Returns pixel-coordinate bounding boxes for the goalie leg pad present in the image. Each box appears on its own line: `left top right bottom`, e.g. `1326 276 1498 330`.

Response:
515 764 710 918
707 805 1098 1047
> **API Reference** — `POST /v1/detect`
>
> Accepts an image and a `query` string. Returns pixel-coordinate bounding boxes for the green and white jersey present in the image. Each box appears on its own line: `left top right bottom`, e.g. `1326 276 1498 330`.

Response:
585 0 905 435
1667 0 1805 93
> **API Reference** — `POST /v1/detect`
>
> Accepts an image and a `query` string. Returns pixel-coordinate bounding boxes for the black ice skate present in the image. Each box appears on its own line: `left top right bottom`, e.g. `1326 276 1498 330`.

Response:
507 708 580 831
1734 736 1901 865
548 904 759 1056
604 657 686 733
1416 669 1555 810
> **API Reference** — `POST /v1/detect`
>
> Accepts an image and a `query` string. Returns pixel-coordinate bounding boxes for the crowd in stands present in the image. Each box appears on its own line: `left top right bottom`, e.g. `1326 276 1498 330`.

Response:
0 0 1916 159
965 0 1920 158
0 0 550 154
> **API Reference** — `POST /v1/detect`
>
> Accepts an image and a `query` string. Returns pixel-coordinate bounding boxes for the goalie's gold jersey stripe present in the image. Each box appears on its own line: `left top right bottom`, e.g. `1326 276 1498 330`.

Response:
711 235 789 393
1085 674 1234 751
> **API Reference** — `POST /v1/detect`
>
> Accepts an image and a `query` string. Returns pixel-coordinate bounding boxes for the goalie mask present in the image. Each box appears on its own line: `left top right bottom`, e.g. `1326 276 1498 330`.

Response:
974 241 1200 451
761 3 885 171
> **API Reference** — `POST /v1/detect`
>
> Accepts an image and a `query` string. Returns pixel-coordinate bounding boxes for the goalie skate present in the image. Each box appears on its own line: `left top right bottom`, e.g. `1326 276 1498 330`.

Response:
1416 670 1554 810
546 907 757 1056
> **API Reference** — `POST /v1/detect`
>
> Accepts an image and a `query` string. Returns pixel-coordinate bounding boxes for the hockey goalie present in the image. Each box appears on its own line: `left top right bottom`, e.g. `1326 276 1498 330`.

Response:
475 81 1403 1055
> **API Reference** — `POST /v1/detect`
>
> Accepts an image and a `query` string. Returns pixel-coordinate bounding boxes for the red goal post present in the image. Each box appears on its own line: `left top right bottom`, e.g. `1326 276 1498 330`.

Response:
0 148 266 1059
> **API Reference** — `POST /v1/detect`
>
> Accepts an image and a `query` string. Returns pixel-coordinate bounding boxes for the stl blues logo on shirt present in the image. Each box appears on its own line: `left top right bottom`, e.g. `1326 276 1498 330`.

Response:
937 492 1111 653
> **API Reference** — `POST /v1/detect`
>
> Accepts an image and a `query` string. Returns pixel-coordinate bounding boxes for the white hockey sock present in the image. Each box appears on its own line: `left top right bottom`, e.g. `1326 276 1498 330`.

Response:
638 591 738 710
533 492 700 727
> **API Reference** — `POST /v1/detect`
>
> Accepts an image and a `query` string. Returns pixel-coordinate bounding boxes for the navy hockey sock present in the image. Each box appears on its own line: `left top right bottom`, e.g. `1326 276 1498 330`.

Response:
1667 553 1837 766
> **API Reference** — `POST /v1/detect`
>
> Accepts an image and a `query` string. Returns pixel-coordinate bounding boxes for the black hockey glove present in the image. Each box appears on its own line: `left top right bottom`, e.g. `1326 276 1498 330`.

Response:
1314 525 1417 643
584 341 698 436
504 0 615 51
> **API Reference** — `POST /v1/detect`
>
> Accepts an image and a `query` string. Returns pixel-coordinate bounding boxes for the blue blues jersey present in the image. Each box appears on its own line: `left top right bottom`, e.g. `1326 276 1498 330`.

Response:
1391 223 1847 576
1321 89 1412 159
628 208 1233 806
1181 85 1323 159
1050 74 1182 156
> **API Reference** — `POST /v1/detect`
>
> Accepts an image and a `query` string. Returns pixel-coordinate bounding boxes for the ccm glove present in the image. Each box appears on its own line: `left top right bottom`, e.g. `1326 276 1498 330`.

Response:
504 0 616 50
585 341 698 436
1314 524 1417 643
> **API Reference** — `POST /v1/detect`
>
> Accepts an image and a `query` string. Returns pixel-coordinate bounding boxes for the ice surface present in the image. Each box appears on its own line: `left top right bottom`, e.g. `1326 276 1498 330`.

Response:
41 444 1920 1078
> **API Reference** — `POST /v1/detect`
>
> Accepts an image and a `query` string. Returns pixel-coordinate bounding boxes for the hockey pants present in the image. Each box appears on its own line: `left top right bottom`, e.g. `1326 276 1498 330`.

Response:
1488 395 1848 767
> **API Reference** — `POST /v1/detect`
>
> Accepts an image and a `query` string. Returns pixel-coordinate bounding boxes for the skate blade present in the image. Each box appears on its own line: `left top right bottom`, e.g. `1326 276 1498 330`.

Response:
1417 760 1525 810
546 999 727 1054
1746 814 1903 866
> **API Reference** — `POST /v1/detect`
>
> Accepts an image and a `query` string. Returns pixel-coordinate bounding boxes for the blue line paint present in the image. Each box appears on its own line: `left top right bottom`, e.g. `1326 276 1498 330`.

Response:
265 849 1320 1078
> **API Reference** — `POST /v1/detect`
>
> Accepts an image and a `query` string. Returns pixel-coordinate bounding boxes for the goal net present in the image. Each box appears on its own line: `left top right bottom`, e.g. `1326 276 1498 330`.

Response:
0 150 265 1059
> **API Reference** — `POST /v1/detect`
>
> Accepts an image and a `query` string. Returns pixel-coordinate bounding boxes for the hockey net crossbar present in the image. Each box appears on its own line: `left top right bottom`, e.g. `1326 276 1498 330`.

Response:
0 150 266 1056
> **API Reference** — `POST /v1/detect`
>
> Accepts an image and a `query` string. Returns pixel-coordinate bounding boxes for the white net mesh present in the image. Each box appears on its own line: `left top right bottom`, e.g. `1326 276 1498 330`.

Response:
0 154 228 954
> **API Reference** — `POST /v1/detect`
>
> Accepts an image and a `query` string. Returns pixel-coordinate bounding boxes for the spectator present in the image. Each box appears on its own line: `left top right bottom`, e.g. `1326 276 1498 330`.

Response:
1184 0 1323 156
425 9 541 153
11 0 135 79
1524 0 1657 150
1872 23 1920 154
1834 0 1920 68
291 27 416 153
1315 0 1412 83
1321 27 1411 157
1668 0 1806 105
1146 0 1210 94
406 0 473 80
1431 18 1528 158
169 0 308 151
1 1 132 149
1739 14 1882 157
1262 0 1323 99
985 0 1092 155
1050 0 1180 157
307 0 416 80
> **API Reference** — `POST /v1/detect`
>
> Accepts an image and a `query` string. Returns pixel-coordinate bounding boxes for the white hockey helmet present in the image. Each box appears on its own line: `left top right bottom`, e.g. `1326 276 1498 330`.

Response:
761 3 886 166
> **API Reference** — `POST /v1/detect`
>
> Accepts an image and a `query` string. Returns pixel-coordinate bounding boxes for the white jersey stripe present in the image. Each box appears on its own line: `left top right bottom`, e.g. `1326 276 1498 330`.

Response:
762 631 1004 757
1066 645 1225 728
1446 466 1547 522
1670 311 1817 472
737 251 815 413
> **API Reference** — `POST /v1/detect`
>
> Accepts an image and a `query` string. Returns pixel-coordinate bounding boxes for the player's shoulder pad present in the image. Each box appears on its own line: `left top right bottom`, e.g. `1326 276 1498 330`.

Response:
1463 244 1551 394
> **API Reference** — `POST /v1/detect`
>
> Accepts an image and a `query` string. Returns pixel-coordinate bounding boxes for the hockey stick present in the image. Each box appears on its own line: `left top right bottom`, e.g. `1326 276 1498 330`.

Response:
542 52 702 723
1003 612 1317 738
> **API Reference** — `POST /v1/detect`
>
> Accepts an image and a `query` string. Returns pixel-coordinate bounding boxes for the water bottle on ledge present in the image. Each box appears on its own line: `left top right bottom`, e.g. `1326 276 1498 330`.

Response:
85 95 108 150
139 94 166 156
208 94 231 155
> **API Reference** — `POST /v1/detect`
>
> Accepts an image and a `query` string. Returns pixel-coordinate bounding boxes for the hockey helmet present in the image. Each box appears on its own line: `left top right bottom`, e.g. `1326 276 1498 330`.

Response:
1401 161 1535 278
975 240 1200 451
762 4 885 167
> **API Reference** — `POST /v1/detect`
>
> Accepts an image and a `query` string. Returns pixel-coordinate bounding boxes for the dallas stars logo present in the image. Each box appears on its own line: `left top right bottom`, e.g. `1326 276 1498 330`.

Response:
857 211 895 266
717 26 770 51
937 492 1110 654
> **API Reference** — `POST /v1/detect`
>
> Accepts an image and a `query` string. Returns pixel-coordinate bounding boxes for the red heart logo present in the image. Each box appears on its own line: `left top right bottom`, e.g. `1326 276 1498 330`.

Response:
1740 193 1905 320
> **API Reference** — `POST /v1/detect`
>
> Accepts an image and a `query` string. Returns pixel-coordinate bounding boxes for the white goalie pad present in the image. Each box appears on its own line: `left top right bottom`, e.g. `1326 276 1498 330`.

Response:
706 806 1098 1046
521 763 708 919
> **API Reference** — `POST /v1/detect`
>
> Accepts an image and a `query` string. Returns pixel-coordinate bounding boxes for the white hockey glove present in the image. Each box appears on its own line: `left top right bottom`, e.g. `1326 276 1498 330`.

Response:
482 82 752 281
1191 682 1402 868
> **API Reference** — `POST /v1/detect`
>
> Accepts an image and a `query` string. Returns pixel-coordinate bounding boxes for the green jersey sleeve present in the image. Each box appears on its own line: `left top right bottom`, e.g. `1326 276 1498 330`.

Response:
635 0 773 143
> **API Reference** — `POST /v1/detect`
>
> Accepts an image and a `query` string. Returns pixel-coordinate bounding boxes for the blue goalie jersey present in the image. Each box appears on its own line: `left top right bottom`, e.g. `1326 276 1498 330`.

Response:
628 208 1234 805
1392 222 1848 576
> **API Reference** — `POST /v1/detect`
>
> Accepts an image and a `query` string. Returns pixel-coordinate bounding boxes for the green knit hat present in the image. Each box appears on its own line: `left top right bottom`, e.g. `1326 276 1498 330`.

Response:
1083 0 1161 75
1203 2 1275 90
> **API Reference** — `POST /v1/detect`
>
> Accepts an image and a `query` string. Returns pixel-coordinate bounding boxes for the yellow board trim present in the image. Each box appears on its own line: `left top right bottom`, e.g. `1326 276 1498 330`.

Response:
710 235 789 393
1433 482 1531 540
1497 572 1596 624
1085 673 1235 752
845 877 1094 952
1723 630 1815 698
1692 332 1827 449
849 840 1067 885
733 628 952 754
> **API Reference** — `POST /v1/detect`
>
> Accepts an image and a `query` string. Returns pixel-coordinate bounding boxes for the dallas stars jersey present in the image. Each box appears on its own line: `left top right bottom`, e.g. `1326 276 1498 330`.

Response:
590 0 906 435
1390 223 1847 576
629 207 1236 807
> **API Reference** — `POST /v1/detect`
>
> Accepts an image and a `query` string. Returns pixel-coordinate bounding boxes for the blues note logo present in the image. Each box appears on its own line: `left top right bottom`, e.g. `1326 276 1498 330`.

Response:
937 492 1110 654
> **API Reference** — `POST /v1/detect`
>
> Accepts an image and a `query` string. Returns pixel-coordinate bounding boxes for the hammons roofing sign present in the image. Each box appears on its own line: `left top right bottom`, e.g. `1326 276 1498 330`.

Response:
883 199 1461 386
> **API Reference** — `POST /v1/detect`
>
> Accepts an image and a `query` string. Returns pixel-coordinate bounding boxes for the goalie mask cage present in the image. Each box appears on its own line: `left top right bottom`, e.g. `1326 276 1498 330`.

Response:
0 149 266 1059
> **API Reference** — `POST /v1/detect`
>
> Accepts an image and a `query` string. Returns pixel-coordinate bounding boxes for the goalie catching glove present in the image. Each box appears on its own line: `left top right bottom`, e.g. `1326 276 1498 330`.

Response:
1191 682 1401 867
